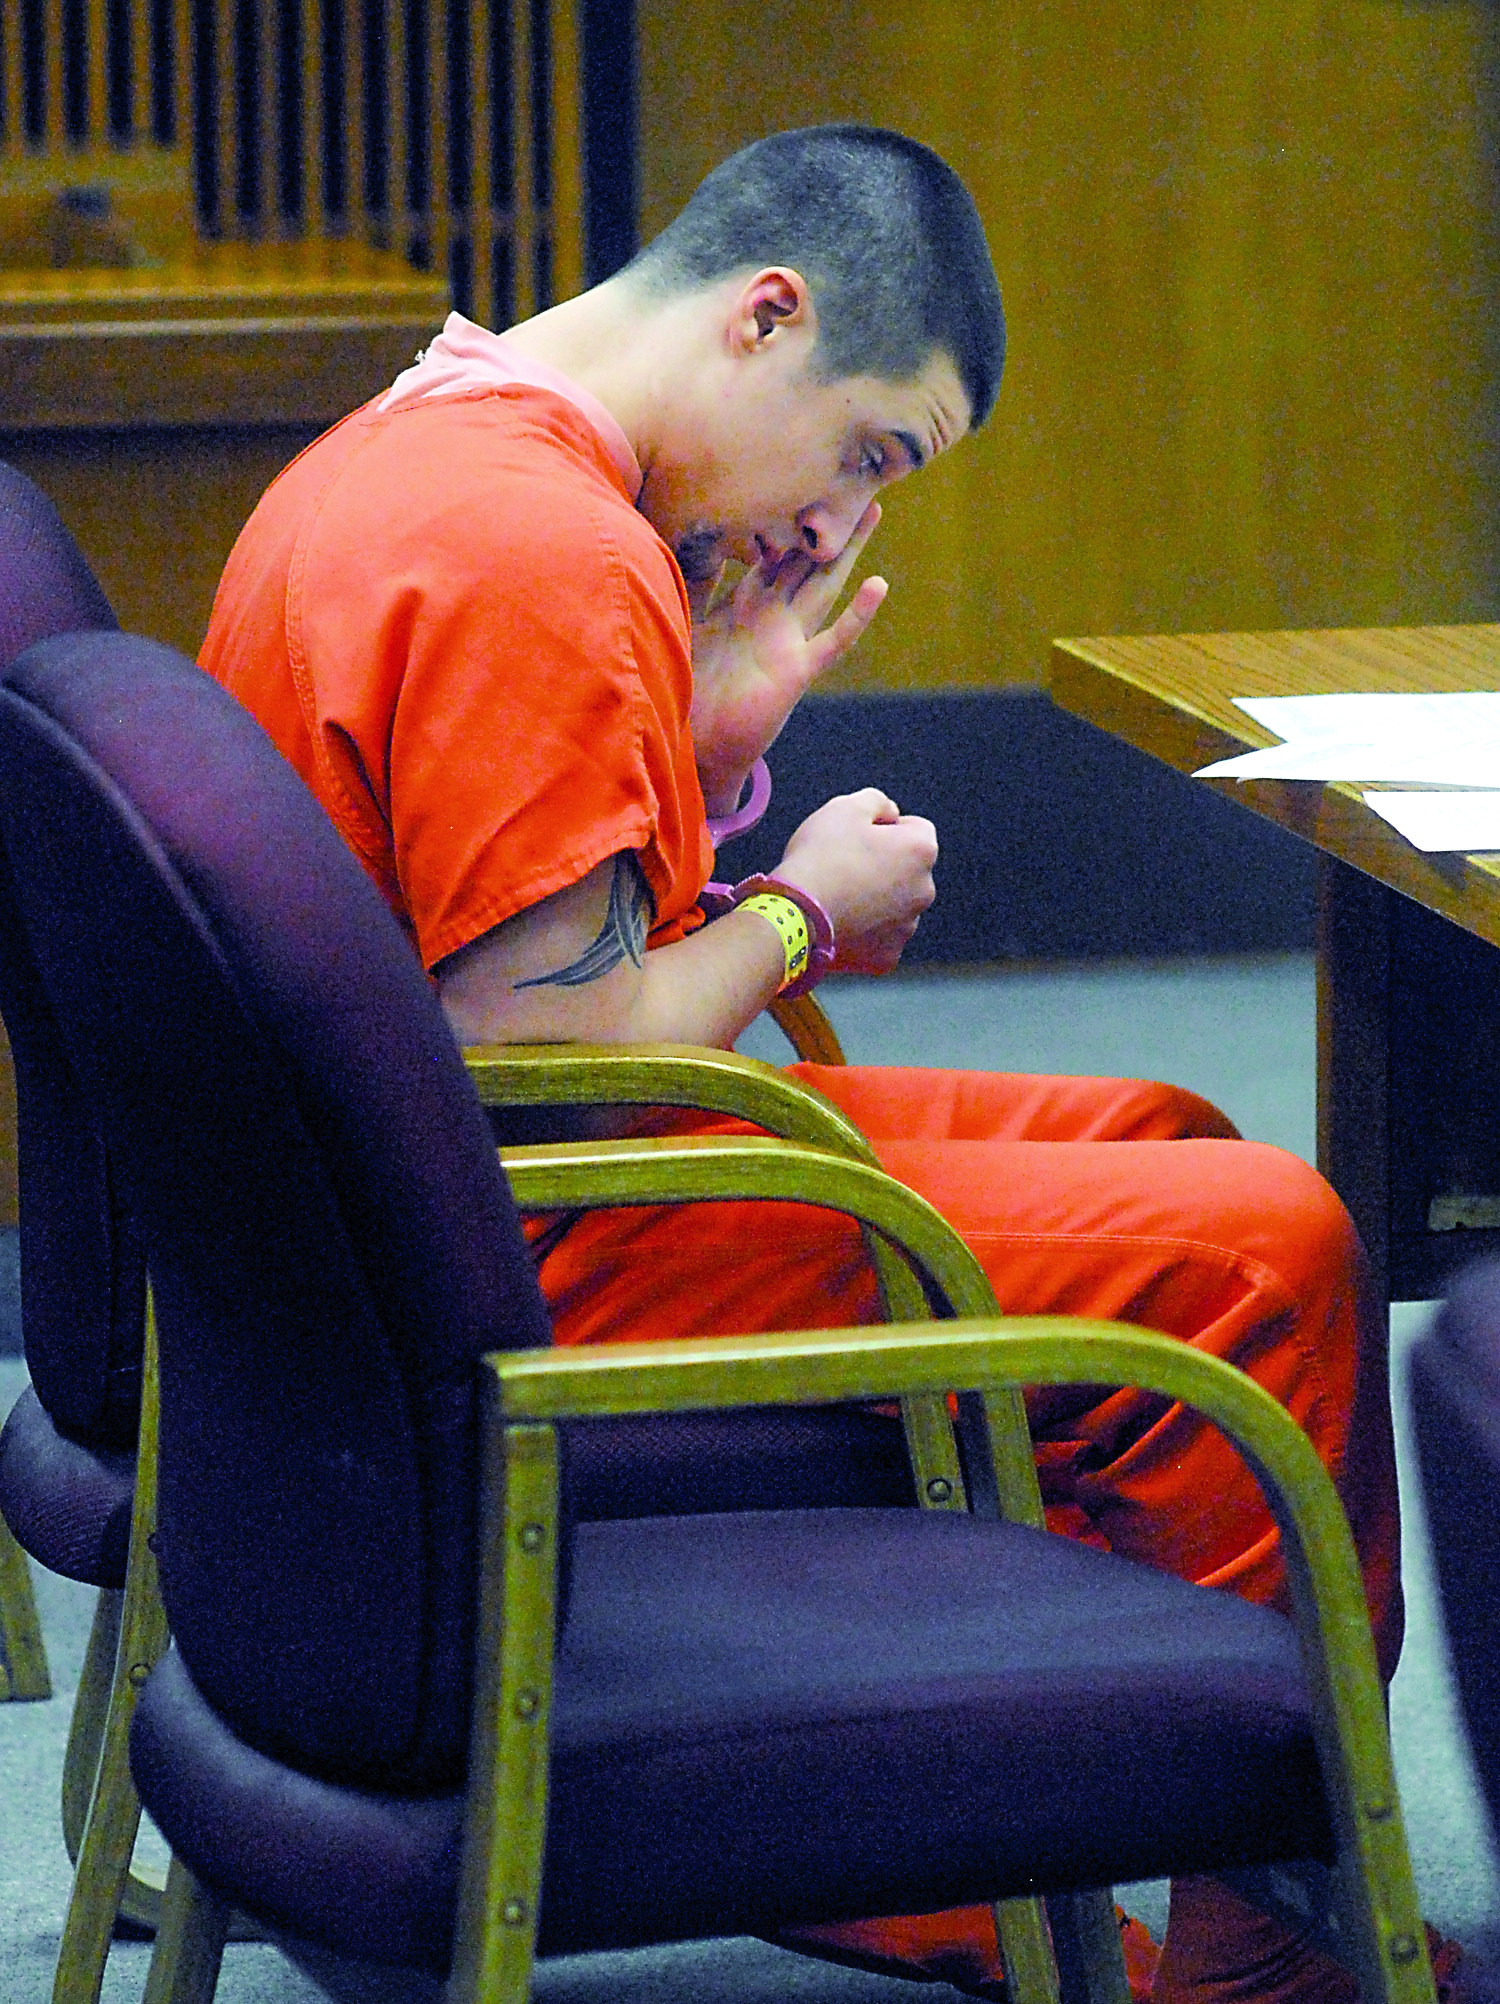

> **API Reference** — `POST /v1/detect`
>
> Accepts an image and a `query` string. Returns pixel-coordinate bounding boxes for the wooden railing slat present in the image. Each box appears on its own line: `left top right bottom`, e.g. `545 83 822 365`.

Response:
508 0 532 318
426 0 448 281
45 0 63 144
547 0 579 301
336 0 362 229
300 0 322 229
172 0 191 148
132 0 152 139
252 0 273 226
215 0 237 228
469 0 491 324
379 0 400 241
3 0 25 150
87 0 107 139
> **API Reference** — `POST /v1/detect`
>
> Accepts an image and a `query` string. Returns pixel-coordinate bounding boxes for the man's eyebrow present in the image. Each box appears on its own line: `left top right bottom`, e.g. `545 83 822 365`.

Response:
891 429 926 470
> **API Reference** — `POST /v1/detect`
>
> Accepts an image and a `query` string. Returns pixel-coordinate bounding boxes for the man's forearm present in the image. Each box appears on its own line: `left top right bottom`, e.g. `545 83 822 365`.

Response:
625 908 790 1046
439 901 788 1050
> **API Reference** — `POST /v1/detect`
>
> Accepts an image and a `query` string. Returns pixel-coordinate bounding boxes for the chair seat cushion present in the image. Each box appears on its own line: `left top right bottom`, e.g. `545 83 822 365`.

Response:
0 1383 134 1585
131 1507 1332 1974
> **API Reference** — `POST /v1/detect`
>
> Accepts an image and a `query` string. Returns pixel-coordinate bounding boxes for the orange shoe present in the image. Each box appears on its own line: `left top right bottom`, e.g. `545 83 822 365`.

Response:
779 1902 1161 2002
778 1907 1009 1997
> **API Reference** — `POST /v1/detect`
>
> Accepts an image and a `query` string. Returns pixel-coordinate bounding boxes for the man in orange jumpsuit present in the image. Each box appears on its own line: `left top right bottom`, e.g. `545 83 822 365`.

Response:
201 124 1412 2004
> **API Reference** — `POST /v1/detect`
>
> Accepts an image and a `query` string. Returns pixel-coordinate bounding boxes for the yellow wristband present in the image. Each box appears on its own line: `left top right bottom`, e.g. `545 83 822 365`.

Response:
737 892 812 993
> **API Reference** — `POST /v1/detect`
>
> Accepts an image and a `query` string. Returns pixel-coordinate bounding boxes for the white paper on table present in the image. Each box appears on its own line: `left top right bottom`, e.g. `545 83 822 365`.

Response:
1359 791 1500 853
1192 691 1500 786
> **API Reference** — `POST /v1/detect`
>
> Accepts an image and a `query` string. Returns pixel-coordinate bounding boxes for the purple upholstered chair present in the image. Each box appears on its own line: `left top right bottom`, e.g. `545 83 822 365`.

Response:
0 464 163 1964
0 463 139 1611
0 629 1432 2004
1409 1259 1500 1827
0 460 133 1694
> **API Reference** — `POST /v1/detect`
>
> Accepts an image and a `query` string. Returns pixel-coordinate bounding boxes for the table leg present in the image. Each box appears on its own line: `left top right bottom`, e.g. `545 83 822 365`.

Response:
1318 853 1500 1304
1318 856 1392 1306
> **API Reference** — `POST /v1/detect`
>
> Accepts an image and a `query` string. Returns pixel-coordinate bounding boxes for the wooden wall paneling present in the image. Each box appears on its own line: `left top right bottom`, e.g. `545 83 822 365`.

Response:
0 425 318 658
547 0 579 299
635 0 1500 694
469 0 492 323
507 0 532 317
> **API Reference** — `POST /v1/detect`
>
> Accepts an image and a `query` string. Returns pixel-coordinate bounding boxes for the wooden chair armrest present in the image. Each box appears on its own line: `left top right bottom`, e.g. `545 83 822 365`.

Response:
497 1130 1023 1523
466 1042 875 1161
496 1134 991 1314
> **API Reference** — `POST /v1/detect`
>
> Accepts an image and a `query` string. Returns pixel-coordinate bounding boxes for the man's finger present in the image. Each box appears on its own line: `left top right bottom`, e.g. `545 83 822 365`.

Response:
806 575 888 676
769 547 818 596
790 500 882 631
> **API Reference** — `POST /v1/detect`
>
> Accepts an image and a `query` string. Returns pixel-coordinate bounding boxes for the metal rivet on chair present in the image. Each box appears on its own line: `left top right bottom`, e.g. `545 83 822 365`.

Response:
127 1662 151 1687
1388 1934 1420 1964
519 1523 546 1553
925 1477 953 1503
502 1899 528 1927
514 1688 539 1720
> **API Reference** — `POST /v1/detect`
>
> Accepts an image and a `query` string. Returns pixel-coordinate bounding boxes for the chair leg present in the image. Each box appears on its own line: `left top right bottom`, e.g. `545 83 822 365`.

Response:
59 1587 171 1941
0 1509 51 1699
995 1896 1062 2004
53 1473 171 2003
142 1858 229 2004
62 1591 123 1858
58 1587 175 1947
52 1697 147 2004
1047 1889 1131 2004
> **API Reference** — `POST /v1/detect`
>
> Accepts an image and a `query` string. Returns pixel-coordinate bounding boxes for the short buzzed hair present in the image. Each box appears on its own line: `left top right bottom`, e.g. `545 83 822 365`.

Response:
630 126 1006 428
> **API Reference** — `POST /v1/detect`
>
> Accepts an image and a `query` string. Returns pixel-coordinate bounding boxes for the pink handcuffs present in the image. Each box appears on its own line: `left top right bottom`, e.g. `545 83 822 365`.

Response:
701 758 836 998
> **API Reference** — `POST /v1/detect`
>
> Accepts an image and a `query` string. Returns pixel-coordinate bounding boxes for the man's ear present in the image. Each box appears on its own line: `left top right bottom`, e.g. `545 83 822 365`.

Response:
730 267 815 355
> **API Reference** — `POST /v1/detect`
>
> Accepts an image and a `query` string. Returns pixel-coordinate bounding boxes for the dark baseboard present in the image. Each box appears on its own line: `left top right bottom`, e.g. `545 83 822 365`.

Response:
723 687 1316 964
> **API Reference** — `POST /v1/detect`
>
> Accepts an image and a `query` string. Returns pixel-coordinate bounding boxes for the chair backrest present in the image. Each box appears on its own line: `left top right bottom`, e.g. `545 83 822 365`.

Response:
0 463 115 662
0 631 553 1790
0 462 143 1450
1409 1256 1500 1829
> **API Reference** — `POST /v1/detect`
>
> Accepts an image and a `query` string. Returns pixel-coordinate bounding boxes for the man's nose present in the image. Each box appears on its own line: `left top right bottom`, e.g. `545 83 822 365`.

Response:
796 494 864 563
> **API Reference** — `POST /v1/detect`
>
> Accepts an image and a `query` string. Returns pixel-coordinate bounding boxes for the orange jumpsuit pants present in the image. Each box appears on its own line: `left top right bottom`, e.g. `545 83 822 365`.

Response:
536 1065 1402 2004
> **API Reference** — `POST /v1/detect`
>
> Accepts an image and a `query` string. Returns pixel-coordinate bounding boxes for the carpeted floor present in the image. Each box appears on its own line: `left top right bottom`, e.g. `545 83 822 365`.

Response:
3 954 1496 2002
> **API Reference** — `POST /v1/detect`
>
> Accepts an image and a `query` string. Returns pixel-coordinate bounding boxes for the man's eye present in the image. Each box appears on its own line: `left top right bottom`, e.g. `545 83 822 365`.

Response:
860 445 887 479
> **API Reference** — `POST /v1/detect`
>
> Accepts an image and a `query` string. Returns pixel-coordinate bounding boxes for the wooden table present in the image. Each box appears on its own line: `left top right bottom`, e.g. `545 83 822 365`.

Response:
1050 625 1500 1305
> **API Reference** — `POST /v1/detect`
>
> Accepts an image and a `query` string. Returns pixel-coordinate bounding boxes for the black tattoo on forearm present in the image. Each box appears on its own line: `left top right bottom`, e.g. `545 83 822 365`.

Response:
514 851 654 990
